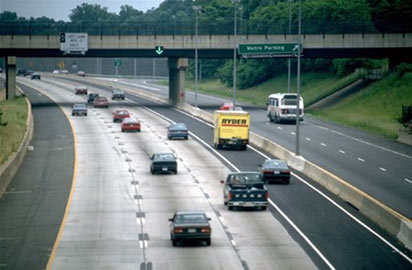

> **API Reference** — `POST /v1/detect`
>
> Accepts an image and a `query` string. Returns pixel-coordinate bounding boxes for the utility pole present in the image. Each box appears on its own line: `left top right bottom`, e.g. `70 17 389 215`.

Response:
232 0 240 108
295 0 302 156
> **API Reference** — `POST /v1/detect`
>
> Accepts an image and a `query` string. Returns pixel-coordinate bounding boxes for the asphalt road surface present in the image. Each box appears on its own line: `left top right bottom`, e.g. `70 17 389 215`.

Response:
99 77 412 221
35 75 412 269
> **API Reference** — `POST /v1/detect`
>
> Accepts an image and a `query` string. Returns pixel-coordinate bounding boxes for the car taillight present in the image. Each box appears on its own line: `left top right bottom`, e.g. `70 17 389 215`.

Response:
228 191 232 200
263 170 272 174
265 192 269 200
174 227 183 233
201 227 210 233
281 170 290 174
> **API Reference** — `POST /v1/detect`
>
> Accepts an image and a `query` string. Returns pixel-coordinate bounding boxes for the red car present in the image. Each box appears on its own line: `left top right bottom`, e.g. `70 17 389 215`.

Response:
220 102 234 110
121 117 141 132
93 96 109 108
75 86 88 95
112 109 130 123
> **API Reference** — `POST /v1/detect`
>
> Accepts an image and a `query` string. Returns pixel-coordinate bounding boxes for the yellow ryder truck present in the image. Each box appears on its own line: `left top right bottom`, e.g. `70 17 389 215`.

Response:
213 110 250 150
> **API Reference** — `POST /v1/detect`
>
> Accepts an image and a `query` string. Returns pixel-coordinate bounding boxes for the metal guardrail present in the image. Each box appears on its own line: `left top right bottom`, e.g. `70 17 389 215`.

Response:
0 20 399 36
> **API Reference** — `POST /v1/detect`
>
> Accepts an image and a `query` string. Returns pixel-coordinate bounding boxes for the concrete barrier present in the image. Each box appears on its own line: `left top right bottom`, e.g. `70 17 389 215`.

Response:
0 87 33 199
62 74 412 251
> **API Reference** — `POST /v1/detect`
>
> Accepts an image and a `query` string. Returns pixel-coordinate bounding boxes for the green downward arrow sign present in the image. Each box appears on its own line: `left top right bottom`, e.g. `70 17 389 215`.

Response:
155 46 164 55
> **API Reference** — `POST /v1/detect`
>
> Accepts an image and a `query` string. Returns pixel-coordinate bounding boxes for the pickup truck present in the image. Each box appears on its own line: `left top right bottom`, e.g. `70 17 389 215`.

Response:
222 172 269 211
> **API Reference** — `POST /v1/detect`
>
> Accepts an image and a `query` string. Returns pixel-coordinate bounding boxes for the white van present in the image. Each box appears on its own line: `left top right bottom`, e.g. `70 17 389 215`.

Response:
267 93 304 123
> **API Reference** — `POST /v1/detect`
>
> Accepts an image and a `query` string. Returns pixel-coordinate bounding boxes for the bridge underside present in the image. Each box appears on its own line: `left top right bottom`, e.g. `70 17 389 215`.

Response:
0 47 411 59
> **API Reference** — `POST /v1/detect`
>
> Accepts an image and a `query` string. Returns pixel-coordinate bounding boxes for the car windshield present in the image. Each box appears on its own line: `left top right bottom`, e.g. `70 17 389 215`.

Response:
154 153 175 160
116 110 128 115
114 90 123 94
73 104 86 109
229 173 262 184
264 160 288 169
170 123 187 130
175 213 207 224
124 118 137 123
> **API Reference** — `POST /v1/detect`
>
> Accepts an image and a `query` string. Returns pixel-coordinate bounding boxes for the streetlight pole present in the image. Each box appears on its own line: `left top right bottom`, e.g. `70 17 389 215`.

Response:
295 0 302 156
232 0 240 108
193 5 201 107
288 0 293 93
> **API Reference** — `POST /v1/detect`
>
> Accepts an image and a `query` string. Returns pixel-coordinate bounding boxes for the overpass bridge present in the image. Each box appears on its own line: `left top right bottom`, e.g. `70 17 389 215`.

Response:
1 32 412 101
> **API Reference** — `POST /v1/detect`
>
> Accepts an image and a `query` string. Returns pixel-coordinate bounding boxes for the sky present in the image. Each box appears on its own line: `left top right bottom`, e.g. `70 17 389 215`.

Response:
0 0 164 21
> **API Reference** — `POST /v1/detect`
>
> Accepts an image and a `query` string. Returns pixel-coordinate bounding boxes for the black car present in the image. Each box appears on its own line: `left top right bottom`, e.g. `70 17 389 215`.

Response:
71 103 87 116
17 68 27 76
87 93 99 104
30 72 41 80
111 89 125 100
150 153 177 174
167 123 188 140
169 211 211 246
259 159 290 184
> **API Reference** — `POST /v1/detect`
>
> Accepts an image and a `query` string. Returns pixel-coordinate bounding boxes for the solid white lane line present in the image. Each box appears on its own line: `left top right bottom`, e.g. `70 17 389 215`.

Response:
268 199 336 270
140 103 331 267
305 137 311 141
339 150 345 154
321 143 327 147
358 158 365 162
309 123 412 161
247 144 412 265
379 167 387 172
405 178 412 184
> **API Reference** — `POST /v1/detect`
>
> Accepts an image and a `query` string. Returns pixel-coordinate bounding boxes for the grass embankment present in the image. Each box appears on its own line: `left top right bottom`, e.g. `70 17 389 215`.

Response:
0 96 28 165
181 71 361 107
309 72 412 139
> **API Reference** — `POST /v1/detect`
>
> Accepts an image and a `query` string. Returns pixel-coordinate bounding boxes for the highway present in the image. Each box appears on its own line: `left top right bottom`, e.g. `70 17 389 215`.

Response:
97 77 412 221
7 75 408 269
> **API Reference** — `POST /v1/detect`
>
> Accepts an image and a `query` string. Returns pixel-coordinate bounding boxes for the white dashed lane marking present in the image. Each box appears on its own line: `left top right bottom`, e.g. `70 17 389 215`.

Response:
358 158 365 162
339 150 345 154
277 126 282 130
321 143 327 147
305 137 311 141
405 178 412 184
379 167 387 172
291 132 296 135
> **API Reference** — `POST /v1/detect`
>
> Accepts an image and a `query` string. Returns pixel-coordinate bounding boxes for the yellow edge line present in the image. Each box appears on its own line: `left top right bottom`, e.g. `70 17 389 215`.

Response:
45 116 77 269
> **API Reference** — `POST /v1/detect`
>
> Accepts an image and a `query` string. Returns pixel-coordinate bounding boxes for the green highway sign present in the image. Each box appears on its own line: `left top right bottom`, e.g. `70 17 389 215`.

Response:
239 43 302 55
114 59 122 67
155 46 164 55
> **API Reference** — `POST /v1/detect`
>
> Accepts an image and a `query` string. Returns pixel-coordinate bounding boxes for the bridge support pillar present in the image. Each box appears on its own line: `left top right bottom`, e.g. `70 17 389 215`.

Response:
168 58 188 104
5 56 17 100
389 57 403 72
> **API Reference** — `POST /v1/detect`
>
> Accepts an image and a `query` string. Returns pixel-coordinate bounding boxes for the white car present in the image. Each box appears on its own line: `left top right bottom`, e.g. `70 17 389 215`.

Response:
52 70 60 74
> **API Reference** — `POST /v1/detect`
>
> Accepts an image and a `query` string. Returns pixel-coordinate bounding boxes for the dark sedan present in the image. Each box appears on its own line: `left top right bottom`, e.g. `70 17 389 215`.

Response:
111 89 125 100
167 123 188 140
169 211 211 246
150 153 177 174
87 93 99 104
71 103 87 116
259 159 290 184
